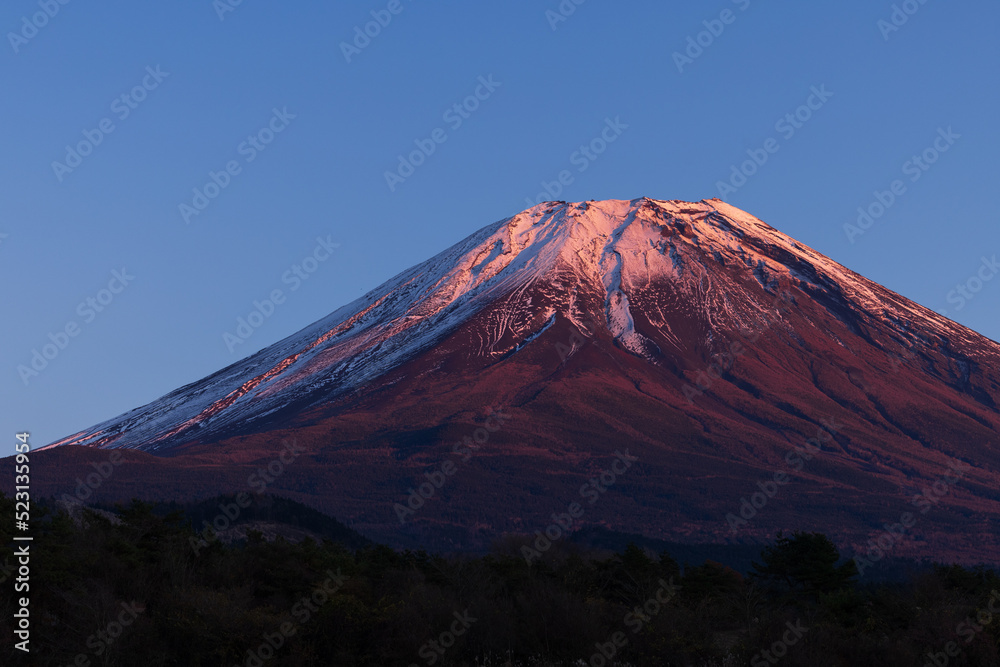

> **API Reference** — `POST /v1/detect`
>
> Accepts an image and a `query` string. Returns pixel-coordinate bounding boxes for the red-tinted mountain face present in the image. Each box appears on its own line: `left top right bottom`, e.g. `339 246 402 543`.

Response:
27 198 1000 563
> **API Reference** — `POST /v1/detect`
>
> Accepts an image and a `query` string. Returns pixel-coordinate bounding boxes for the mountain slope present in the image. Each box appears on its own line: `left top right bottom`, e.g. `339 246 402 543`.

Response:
33 198 1000 563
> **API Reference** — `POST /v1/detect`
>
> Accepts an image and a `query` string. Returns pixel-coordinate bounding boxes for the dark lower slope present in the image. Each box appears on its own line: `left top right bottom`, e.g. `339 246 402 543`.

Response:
13 272 1000 565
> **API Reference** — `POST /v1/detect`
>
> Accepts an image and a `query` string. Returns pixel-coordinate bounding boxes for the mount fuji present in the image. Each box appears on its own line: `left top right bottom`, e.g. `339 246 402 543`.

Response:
26 198 1000 563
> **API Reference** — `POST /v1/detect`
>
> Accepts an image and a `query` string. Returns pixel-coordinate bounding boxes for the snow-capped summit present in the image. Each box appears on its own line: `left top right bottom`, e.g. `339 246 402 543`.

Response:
35 197 1000 562
45 197 993 454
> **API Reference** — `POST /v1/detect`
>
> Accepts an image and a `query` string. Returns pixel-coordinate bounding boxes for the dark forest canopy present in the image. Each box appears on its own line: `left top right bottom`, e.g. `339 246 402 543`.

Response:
1 493 998 666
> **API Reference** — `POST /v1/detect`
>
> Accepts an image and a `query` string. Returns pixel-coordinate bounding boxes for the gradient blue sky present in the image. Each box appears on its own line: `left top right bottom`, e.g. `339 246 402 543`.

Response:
3 0 998 446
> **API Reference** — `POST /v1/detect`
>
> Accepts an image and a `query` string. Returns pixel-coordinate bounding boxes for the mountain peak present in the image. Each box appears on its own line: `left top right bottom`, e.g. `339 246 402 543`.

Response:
33 197 1000 563
44 197 996 453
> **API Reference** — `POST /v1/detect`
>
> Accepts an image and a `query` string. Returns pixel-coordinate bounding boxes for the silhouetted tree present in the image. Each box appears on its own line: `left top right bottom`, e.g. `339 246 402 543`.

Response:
751 531 857 595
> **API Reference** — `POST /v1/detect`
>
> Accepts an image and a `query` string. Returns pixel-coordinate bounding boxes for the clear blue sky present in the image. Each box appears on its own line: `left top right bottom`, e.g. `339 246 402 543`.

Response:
3 0 997 446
